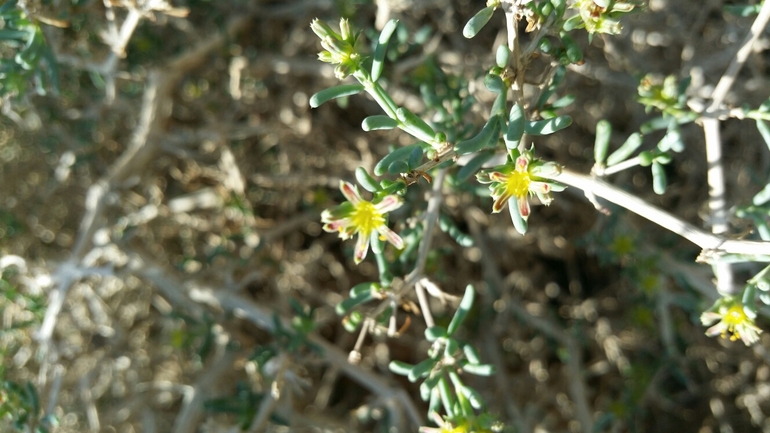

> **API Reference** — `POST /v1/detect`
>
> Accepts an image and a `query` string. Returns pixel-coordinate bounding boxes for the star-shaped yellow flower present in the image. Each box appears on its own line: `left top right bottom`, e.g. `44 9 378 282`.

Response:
322 180 404 264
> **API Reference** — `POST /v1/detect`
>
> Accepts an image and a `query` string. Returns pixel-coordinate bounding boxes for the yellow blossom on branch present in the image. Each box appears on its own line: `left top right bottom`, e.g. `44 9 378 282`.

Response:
321 180 404 264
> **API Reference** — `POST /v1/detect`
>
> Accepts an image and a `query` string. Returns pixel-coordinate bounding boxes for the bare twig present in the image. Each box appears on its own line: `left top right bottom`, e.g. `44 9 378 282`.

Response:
405 168 447 287
544 169 770 257
706 1 770 111
701 0 770 294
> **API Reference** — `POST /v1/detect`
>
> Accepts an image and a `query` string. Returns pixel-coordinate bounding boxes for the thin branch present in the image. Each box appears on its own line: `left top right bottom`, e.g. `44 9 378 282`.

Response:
706 1 770 111
545 169 770 257
415 280 435 328
405 168 447 287
701 0 770 294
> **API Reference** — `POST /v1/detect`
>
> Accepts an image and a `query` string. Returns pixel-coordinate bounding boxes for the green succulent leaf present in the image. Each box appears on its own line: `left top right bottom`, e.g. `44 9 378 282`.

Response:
447 285 475 336
372 19 399 82
594 119 611 164
397 107 437 143
374 144 422 176
362 115 399 131
388 159 410 175
309 84 364 108
607 132 643 166
484 74 505 94
457 150 494 183
425 325 447 341
506 103 525 149
408 357 436 383
463 6 495 39
355 167 380 192
495 45 509 68
462 363 495 376
456 115 501 155
651 161 667 195
388 360 414 376
524 115 572 135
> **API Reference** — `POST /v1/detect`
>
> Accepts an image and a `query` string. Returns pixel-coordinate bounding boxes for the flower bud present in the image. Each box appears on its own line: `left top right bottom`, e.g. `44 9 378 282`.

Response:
317 51 334 63
310 18 339 40
339 18 352 41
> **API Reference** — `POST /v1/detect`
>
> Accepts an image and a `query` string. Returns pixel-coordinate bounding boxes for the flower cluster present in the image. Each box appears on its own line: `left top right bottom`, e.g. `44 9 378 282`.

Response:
321 181 404 264
310 18 362 79
476 149 564 233
700 297 762 346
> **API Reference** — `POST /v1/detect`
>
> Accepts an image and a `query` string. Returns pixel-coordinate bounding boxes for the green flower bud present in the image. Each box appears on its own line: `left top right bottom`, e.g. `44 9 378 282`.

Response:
339 18 352 41
310 18 339 40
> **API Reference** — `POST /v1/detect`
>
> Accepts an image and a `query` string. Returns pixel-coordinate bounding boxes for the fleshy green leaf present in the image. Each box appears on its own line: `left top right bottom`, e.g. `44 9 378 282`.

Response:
388 159 410 175
425 325 447 341
506 103 525 149
362 115 398 131
0 29 28 40
524 115 572 135
447 285 475 336
495 45 509 68
651 161 667 195
444 337 460 358
349 282 376 298
397 107 436 143
309 84 364 108
640 116 670 134
388 360 414 376
549 94 576 109
408 146 424 169
509 197 528 234
459 385 484 409
372 19 399 82
594 119 611 164
658 126 684 153
456 115 501 155
462 344 481 364
607 132 642 166
484 74 505 94
374 144 422 176
355 167 380 192
456 150 494 182
462 363 495 376
336 289 375 315
438 376 455 417
408 358 436 383
463 6 495 39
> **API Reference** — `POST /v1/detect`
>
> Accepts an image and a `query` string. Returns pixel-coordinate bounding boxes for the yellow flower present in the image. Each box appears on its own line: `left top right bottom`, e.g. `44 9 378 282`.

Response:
321 180 404 264
476 149 564 233
701 298 762 346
